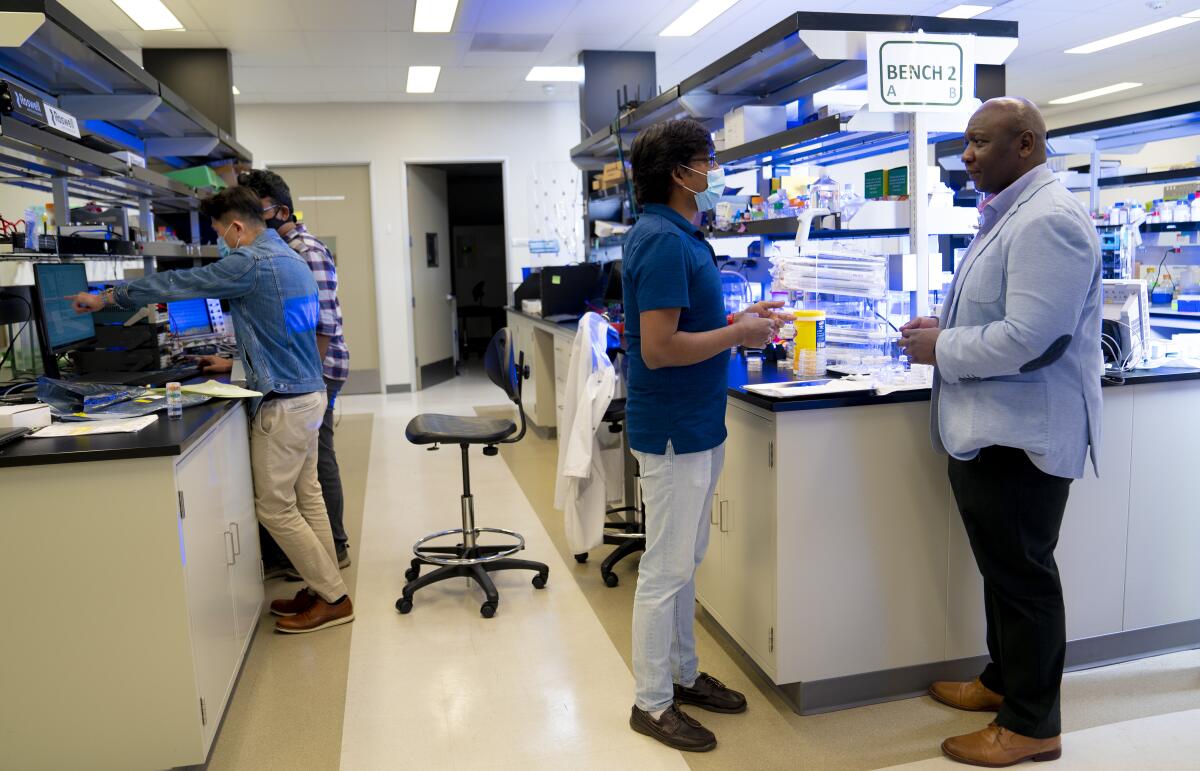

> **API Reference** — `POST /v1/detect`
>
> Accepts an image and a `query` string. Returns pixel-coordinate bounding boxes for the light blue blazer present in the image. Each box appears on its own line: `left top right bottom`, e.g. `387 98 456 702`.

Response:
932 168 1103 480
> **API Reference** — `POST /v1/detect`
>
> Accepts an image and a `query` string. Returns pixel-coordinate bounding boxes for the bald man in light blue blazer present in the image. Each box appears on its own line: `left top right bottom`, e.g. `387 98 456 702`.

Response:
900 97 1102 768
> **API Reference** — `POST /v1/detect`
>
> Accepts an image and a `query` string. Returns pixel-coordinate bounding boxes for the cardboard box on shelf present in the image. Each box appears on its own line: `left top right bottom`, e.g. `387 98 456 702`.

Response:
723 105 787 147
601 161 628 185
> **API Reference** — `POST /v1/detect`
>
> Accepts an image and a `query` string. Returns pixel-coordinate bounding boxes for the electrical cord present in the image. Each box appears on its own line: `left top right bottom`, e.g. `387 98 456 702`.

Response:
1147 248 1175 296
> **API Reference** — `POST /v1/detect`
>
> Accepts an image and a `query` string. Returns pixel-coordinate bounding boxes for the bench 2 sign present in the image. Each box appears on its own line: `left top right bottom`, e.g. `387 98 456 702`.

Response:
866 33 976 113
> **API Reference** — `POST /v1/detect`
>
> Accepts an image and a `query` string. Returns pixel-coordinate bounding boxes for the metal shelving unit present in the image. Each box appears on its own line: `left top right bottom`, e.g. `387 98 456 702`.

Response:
569 12 1017 171
710 219 909 240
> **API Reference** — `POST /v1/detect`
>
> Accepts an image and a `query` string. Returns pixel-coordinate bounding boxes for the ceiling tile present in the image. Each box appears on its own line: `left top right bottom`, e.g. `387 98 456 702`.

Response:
303 30 389 67
385 32 475 68
290 0 387 30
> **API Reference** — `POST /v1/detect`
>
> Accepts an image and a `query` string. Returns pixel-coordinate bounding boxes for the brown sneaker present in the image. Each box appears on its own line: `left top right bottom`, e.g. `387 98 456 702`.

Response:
629 704 716 753
270 588 317 617
930 678 1004 712
275 595 354 634
942 723 1061 767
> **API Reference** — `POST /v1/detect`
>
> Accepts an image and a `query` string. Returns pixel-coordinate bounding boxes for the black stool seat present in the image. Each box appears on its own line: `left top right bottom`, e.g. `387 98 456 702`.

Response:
603 397 626 423
405 414 516 445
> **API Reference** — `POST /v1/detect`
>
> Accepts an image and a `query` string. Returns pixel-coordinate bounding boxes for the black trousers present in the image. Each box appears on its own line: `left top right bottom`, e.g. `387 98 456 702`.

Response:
948 446 1073 739
261 377 349 566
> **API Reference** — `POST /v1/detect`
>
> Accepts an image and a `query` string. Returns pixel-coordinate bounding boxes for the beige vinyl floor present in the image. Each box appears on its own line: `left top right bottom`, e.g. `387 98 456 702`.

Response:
201 369 1200 770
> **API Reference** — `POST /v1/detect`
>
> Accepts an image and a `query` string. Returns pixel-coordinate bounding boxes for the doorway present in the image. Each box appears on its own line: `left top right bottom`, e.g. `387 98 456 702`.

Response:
268 164 381 395
407 162 505 390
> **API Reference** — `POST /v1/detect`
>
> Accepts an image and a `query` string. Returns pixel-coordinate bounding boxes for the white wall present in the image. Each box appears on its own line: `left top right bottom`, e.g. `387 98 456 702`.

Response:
236 100 583 390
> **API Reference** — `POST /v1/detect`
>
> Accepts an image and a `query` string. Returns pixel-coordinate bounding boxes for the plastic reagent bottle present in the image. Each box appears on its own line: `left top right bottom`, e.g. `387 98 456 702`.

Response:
166 382 183 420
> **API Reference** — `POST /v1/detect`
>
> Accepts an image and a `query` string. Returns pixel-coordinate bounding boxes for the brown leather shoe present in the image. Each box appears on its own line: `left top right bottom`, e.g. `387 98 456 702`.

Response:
270 588 317 617
942 723 1061 767
275 595 354 634
930 678 1004 712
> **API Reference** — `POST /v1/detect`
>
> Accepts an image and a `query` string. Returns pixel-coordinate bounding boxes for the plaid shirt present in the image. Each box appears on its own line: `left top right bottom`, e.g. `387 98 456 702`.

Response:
285 224 350 382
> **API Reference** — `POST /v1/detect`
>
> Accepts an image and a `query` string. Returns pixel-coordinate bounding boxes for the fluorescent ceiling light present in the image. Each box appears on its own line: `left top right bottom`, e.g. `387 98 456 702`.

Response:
1185 9 1200 17
1066 16 1199 54
413 0 458 33
813 89 868 109
111 0 183 31
406 65 441 93
231 85 240 95
660 0 740 37
1048 82 1142 105
526 66 585 83
938 4 991 19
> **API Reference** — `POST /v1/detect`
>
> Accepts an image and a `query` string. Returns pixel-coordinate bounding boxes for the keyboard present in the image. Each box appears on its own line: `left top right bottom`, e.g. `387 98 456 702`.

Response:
0 426 32 450
74 365 204 388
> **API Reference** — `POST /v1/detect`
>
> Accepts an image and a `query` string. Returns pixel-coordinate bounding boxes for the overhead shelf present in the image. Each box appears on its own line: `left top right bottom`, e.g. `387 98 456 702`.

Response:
717 115 960 169
570 11 1016 169
1098 167 1200 190
0 0 251 166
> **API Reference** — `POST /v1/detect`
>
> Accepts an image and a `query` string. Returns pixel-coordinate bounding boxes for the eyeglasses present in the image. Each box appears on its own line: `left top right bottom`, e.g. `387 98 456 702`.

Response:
688 155 719 170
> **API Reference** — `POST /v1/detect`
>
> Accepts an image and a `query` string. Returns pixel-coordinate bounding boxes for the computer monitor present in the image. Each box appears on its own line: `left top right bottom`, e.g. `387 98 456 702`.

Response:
168 298 215 339
540 263 603 319
32 262 96 354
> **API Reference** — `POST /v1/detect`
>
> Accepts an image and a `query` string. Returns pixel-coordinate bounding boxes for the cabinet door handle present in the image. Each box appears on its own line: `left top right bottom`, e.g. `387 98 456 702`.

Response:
230 522 241 556
224 531 236 566
719 499 729 533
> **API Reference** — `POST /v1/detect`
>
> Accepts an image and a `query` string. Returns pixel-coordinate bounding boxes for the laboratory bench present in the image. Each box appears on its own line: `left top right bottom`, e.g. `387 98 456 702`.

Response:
0 393 262 769
700 356 1200 715
506 308 582 438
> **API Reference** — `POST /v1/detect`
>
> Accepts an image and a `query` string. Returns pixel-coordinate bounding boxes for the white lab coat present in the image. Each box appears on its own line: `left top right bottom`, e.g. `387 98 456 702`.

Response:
554 312 618 554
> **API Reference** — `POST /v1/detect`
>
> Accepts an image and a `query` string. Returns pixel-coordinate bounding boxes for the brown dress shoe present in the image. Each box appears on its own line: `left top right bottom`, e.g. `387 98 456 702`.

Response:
275 595 354 634
930 678 1004 712
942 723 1061 767
629 705 717 753
270 588 317 617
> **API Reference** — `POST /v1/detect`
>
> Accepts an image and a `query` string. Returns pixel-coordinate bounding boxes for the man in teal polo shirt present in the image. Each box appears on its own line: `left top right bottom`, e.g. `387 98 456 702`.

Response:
623 118 785 752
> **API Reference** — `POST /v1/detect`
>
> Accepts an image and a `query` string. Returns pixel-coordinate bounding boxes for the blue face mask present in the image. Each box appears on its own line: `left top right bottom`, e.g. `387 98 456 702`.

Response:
218 221 241 257
680 165 726 212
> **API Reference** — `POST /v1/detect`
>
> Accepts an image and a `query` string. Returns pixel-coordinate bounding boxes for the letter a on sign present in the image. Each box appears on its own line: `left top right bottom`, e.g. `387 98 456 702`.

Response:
866 32 976 113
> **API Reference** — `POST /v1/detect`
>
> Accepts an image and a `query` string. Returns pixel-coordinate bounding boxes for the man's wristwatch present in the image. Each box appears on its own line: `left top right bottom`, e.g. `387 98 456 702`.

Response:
99 288 116 307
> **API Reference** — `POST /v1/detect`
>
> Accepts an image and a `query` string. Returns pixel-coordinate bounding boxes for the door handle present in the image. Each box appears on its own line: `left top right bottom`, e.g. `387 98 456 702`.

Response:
230 522 241 556
719 500 729 533
224 531 236 566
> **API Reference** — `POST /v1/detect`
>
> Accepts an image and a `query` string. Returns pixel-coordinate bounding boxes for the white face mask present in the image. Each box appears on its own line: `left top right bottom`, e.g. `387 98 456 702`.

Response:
679 165 726 211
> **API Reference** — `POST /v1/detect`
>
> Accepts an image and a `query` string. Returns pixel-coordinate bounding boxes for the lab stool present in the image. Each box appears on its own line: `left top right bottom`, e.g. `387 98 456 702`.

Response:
397 329 549 618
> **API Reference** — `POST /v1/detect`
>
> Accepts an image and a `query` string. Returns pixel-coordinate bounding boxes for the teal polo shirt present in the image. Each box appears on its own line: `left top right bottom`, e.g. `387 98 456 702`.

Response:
622 203 729 455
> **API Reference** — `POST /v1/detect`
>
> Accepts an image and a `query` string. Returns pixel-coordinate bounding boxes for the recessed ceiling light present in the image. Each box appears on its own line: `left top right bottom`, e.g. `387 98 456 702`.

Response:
111 0 183 31
407 65 441 94
1048 82 1142 105
413 0 459 33
937 4 991 19
1066 17 1199 54
660 0 741 38
525 66 585 83
231 85 240 95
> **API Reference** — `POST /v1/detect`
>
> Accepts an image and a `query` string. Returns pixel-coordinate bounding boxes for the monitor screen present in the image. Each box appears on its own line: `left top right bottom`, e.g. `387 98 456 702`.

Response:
33 263 96 351
168 298 214 338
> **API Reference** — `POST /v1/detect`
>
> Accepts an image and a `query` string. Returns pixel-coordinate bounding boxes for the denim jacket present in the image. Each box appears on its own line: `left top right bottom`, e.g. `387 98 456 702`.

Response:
113 229 325 409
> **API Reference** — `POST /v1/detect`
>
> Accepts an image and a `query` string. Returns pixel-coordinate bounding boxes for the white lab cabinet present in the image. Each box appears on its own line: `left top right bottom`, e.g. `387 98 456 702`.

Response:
0 404 262 769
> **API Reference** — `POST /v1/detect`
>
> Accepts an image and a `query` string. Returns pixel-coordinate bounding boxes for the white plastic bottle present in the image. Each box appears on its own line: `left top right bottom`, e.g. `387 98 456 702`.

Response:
1191 193 1200 223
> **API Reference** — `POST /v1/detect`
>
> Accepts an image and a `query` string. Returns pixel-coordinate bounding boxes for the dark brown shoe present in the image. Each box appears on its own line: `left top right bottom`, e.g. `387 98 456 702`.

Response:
629 704 716 753
275 595 354 634
270 587 317 617
930 678 1004 712
942 723 1061 767
674 672 747 714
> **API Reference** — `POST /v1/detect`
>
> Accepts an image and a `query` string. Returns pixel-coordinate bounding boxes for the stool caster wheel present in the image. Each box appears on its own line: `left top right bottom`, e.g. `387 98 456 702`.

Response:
603 572 619 588
532 573 548 589
481 602 497 619
396 598 413 614
574 553 588 564
404 566 420 582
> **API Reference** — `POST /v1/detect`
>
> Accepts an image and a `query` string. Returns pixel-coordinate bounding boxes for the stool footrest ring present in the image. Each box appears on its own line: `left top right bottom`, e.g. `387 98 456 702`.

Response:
412 527 525 566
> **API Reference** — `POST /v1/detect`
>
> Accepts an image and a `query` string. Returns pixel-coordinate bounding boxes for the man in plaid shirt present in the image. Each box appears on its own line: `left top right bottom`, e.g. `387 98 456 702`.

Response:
237 170 352 569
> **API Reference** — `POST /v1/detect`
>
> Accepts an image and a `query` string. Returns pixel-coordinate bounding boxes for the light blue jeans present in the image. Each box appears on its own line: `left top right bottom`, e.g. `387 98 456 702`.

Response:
631 440 726 712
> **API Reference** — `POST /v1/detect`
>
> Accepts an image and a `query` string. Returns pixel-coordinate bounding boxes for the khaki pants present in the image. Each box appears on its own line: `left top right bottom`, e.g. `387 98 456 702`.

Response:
250 391 348 603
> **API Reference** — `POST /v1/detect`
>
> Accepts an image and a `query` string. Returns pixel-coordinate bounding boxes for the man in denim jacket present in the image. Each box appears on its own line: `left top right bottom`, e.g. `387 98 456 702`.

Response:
69 186 354 634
